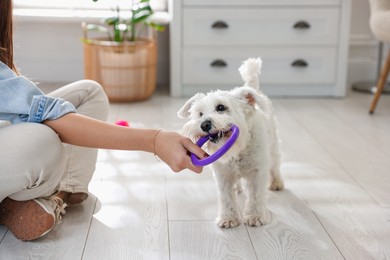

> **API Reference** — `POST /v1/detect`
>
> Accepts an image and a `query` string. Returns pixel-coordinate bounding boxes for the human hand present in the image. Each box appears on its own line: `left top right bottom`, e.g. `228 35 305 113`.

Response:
154 130 207 173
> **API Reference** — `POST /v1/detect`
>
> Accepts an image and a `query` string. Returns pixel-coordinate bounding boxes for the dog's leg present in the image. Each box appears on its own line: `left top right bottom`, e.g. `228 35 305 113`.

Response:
213 172 241 228
243 170 271 227
270 168 284 191
269 136 284 191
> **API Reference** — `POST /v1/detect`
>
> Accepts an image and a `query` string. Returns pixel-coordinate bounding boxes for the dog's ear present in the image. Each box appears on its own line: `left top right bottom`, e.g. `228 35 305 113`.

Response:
231 87 269 113
177 93 206 119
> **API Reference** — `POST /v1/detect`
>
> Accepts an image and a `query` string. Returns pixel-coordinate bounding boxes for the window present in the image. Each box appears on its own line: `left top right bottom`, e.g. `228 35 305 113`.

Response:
13 0 168 23
14 0 166 11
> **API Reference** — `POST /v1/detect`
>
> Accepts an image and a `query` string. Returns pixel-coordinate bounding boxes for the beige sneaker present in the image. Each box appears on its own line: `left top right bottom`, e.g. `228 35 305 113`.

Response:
0 195 66 241
58 191 88 206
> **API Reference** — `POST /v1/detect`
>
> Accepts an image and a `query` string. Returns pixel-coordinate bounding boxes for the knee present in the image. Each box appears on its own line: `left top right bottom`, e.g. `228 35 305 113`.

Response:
84 80 110 121
8 124 66 198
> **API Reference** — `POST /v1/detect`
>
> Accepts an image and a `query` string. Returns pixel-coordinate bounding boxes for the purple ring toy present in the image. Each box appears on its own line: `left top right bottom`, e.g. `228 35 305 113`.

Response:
191 124 240 166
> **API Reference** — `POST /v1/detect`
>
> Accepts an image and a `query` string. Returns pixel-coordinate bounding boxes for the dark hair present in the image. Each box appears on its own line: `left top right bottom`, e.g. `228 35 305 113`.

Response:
0 0 17 72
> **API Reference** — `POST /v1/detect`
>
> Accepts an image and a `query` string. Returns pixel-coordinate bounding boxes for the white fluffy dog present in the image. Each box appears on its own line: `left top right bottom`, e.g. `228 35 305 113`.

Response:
178 57 284 228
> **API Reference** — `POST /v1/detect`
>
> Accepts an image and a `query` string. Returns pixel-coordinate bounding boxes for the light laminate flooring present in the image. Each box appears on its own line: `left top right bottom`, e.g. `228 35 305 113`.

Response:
1 88 389 260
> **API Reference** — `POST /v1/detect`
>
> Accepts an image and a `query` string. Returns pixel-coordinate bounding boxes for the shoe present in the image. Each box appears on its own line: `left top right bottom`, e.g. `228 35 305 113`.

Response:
0 195 67 241
58 191 88 206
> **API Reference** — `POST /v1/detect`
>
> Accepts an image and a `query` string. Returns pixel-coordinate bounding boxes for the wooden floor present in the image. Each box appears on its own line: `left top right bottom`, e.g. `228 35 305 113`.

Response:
1 88 390 260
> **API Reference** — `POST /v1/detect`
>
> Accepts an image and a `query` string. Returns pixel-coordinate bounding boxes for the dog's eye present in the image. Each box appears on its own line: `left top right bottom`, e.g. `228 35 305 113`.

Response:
216 104 227 112
199 112 203 117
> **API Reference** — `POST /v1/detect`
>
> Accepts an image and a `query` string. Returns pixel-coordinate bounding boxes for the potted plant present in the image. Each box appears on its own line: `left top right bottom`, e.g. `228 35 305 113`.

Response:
83 0 165 102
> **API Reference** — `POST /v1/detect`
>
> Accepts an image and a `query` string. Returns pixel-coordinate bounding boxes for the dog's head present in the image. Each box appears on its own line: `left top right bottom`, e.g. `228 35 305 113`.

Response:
178 86 270 163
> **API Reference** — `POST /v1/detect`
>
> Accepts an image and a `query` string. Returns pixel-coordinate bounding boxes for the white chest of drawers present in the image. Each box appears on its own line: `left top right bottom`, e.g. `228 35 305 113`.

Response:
169 0 352 97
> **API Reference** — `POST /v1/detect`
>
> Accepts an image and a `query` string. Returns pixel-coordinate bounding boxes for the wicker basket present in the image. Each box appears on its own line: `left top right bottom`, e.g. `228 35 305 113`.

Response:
83 38 157 102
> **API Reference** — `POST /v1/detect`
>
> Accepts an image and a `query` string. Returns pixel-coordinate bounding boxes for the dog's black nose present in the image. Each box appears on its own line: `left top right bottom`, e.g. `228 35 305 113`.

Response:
201 120 212 132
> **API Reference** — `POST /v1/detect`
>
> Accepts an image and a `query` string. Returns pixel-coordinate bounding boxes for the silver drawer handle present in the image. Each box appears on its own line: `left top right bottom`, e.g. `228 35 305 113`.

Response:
293 21 311 29
211 21 229 29
210 59 227 68
291 59 308 68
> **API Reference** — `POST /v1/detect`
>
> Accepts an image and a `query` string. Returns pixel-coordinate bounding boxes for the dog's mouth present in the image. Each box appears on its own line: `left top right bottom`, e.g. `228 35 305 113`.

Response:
205 129 232 144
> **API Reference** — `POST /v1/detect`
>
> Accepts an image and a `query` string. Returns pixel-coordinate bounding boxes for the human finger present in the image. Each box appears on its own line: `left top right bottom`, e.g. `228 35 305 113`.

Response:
184 156 203 174
182 138 209 159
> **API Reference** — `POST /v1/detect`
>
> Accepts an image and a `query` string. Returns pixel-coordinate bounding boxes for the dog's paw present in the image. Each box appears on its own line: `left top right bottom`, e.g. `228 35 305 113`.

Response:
244 213 271 227
269 178 284 191
234 183 243 194
216 217 241 229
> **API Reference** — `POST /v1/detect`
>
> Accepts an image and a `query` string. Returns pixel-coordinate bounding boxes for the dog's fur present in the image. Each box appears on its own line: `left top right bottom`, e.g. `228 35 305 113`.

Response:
178 57 284 228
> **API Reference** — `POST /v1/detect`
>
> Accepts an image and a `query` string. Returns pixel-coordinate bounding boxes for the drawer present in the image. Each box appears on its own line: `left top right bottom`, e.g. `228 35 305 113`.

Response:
183 0 341 6
183 8 340 46
182 47 337 85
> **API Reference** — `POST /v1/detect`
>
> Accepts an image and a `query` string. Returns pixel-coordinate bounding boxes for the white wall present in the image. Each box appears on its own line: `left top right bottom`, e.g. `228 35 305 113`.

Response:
13 18 170 90
13 0 380 91
348 0 380 86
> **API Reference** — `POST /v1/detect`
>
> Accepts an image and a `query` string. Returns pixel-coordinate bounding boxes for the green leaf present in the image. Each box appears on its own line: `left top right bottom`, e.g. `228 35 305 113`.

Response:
89 0 162 42
132 10 152 23
148 23 165 32
85 24 109 34
104 17 120 26
133 2 152 12
132 1 153 23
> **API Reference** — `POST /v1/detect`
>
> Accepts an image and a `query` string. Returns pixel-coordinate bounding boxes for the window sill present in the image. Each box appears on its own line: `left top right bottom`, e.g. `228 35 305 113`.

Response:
13 8 170 24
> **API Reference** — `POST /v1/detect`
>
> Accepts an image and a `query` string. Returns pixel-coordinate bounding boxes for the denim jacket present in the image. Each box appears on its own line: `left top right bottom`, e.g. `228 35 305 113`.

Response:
0 61 76 124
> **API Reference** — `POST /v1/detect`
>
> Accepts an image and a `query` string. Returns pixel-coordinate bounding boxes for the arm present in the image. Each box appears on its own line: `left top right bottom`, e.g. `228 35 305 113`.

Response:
0 61 204 173
44 113 206 173
0 61 76 123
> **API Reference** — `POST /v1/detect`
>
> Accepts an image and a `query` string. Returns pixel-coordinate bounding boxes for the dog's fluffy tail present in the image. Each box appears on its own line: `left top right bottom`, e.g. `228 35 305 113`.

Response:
238 57 262 90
